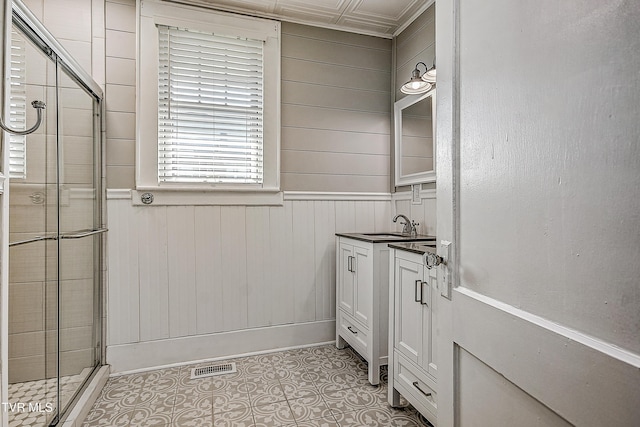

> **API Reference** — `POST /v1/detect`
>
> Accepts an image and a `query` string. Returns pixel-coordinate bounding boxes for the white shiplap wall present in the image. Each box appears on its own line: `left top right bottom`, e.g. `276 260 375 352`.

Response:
106 194 393 371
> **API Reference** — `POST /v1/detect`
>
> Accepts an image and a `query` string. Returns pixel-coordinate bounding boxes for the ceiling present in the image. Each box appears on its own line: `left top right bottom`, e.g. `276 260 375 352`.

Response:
165 0 432 38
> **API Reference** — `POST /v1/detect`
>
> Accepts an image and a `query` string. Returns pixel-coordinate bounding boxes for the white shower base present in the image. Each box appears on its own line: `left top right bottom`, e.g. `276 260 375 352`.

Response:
8 368 92 427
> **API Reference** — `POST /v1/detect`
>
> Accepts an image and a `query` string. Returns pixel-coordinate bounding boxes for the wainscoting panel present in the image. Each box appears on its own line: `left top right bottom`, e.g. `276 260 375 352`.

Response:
220 206 249 333
138 205 169 342
268 203 295 326
393 189 437 236
292 201 317 323
106 192 395 368
246 206 273 329
167 206 198 338
194 206 224 335
106 199 140 346
313 201 336 321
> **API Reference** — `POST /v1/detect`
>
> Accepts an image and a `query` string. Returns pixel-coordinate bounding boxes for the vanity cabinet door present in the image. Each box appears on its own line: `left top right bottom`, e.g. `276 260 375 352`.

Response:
337 242 355 316
336 236 388 386
394 256 425 365
420 272 437 378
353 246 372 327
337 238 372 328
390 249 438 424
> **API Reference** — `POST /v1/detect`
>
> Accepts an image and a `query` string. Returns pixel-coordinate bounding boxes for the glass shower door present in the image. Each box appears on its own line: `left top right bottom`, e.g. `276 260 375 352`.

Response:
7 23 60 427
55 61 102 416
7 8 103 425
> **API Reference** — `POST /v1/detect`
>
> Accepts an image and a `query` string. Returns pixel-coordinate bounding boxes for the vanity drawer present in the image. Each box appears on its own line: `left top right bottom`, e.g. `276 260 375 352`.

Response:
338 310 369 357
393 353 437 423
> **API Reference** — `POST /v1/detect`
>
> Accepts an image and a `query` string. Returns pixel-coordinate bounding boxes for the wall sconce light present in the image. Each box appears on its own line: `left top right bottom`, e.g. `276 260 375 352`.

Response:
400 62 432 95
422 58 436 83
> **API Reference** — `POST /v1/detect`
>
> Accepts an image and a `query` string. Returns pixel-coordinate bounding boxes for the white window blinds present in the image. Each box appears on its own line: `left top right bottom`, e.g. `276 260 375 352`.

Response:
158 25 264 184
9 30 27 180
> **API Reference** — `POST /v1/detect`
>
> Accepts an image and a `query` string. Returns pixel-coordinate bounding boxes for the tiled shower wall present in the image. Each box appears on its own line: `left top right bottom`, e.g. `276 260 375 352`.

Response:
104 0 136 189
8 0 106 383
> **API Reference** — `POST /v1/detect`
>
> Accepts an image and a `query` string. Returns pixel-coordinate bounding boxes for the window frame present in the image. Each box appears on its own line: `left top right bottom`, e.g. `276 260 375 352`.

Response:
137 1 281 203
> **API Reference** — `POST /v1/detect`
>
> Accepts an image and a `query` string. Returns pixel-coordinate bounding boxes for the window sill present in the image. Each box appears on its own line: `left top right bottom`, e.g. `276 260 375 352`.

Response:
112 188 284 206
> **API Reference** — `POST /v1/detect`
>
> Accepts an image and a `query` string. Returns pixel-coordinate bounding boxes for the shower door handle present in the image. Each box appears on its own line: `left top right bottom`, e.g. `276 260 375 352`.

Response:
59 228 108 239
9 234 57 247
9 228 107 247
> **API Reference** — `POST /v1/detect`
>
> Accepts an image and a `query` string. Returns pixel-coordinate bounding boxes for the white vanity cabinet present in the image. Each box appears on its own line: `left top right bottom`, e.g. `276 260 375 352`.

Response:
335 236 387 385
389 246 438 426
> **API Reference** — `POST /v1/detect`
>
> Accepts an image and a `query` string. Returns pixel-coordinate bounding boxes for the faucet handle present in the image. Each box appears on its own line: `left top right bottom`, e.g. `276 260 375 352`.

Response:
410 220 419 237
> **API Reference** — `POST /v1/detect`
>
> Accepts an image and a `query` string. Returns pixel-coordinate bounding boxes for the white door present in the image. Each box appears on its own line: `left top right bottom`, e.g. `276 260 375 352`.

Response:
435 1 640 426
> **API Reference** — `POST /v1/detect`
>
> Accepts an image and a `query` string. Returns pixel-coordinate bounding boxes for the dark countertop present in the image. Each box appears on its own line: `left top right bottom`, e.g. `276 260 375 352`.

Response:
388 242 437 255
336 232 436 244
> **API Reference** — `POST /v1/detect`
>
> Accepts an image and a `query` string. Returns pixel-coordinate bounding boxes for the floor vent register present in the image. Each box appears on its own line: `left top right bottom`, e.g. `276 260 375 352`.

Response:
190 362 237 379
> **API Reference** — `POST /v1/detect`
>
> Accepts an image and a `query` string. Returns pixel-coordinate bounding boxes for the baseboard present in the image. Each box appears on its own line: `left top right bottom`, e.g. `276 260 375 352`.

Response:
106 320 336 374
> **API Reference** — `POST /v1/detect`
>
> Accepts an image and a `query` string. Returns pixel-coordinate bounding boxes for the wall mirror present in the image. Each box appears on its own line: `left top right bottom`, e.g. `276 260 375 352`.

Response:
394 89 436 186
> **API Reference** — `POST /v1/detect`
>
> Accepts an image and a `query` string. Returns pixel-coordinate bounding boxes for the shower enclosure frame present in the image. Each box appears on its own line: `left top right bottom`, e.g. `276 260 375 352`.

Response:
0 0 105 426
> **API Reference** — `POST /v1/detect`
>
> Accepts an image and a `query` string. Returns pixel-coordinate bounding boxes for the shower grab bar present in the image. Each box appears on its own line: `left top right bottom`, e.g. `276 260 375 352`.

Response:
0 100 46 135
9 227 107 247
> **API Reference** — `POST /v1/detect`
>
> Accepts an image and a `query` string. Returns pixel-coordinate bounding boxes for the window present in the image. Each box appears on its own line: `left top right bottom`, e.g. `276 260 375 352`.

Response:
157 25 264 185
138 1 281 203
9 29 26 180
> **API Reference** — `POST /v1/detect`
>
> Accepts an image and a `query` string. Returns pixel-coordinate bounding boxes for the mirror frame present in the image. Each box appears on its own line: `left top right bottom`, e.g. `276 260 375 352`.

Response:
394 89 436 186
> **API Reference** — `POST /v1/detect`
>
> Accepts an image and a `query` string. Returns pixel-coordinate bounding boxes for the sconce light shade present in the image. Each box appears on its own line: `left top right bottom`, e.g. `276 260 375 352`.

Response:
422 58 436 83
401 62 432 95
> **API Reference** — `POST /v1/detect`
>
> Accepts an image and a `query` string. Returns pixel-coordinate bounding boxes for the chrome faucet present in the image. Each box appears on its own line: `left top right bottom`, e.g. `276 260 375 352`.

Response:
393 214 419 237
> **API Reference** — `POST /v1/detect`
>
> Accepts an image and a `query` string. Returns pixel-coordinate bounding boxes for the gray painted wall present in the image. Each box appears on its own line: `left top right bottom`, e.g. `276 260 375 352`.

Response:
394 5 435 192
395 5 435 103
102 5 394 193
281 23 391 192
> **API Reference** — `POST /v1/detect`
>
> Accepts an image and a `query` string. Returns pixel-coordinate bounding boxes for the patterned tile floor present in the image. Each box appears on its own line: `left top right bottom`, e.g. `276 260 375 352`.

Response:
8 369 92 427
82 345 433 427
